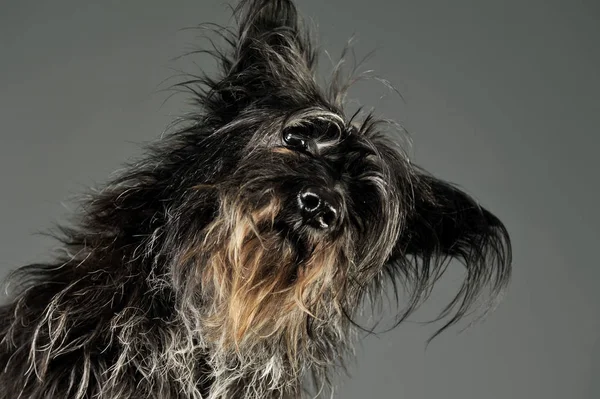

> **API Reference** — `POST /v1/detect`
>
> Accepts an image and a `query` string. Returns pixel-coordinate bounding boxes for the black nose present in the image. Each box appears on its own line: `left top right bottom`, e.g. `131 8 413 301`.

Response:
297 188 339 231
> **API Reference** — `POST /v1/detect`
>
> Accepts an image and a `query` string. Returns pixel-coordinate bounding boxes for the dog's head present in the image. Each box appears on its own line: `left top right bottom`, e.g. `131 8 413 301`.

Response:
83 0 510 388
130 0 512 360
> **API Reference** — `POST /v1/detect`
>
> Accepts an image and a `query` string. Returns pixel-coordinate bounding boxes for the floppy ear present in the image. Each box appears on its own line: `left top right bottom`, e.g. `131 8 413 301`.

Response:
389 168 512 337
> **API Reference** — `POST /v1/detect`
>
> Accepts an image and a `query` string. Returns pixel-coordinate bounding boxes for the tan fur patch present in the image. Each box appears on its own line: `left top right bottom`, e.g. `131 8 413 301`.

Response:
181 194 348 368
271 147 295 156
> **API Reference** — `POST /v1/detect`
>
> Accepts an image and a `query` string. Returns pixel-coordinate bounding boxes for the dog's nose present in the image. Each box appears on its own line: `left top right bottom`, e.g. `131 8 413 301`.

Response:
297 188 339 231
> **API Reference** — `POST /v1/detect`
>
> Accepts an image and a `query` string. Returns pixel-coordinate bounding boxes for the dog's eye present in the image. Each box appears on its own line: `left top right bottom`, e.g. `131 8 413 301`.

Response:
283 129 310 151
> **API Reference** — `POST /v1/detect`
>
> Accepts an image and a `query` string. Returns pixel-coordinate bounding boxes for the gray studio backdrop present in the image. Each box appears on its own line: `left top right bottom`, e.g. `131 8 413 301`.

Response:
1 1 598 398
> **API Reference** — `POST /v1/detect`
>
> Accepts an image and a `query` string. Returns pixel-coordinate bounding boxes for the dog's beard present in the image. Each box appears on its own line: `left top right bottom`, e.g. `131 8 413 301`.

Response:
170 191 354 396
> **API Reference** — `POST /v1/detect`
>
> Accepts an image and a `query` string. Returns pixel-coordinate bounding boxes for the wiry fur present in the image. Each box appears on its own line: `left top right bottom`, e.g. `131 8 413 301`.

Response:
0 1 512 398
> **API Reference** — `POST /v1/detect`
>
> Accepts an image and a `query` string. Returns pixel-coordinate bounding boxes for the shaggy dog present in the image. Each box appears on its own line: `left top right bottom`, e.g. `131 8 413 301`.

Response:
0 0 511 397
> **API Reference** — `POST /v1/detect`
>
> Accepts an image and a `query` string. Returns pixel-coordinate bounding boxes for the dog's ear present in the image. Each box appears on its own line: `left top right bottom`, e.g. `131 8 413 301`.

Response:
388 168 512 337
189 0 318 120
233 0 316 70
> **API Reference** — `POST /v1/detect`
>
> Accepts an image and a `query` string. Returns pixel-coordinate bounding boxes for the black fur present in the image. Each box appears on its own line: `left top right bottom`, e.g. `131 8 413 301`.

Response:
0 1 511 398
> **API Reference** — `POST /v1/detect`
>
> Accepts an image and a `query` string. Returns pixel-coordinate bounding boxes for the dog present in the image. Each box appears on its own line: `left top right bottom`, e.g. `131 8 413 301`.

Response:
0 0 512 398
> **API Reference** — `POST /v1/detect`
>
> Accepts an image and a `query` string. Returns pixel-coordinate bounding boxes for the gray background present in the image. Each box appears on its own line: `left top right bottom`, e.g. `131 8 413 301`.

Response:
1 0 598 398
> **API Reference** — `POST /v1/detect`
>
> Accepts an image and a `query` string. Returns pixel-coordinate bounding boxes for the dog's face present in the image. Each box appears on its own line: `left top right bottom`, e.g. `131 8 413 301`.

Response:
189 112 408 354
143 0 512 370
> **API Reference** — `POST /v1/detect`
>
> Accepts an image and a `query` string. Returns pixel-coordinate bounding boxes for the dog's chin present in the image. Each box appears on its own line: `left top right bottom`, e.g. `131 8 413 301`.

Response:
174 196 350 357
272 219 332 265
